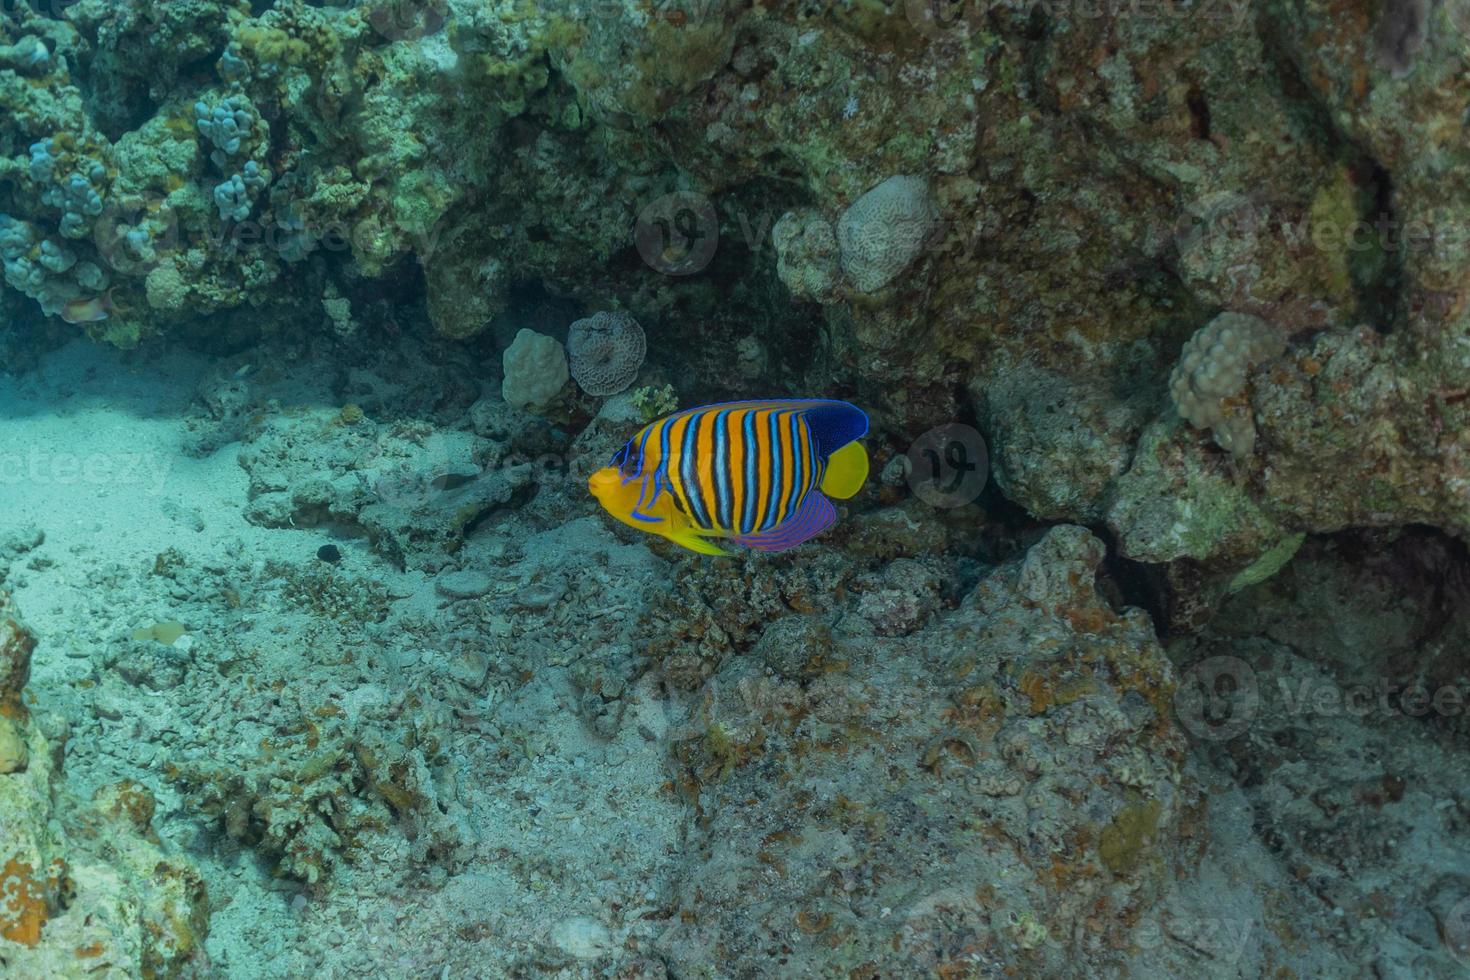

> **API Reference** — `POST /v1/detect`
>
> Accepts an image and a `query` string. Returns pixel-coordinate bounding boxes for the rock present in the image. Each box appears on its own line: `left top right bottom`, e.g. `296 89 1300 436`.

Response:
550 915 615 959
656 528 1198 975
750 614 834 680
444 649 490 691
0 715 27 773
435 570 494 600
1 591 36 713
0 591 208 973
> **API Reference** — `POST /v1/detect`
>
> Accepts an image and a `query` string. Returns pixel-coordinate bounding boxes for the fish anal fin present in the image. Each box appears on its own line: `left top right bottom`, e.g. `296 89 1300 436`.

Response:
735 493 837 552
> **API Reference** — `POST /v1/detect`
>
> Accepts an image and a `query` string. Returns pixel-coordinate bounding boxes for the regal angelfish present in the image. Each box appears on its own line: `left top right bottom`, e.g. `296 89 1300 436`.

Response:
588 399 870 555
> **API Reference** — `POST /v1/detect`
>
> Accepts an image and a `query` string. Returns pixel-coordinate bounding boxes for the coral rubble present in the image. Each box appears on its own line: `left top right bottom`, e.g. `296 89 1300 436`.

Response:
0 591 208 977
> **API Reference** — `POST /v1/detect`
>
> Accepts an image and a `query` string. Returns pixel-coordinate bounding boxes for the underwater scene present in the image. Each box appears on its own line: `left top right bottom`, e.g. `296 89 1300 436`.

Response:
2 0 1470 977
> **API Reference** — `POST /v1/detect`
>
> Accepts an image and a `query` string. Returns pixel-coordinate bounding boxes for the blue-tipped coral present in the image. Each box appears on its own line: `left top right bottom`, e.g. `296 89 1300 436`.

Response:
196 96 257 168
27 140 60 183
0 34 50 73
272 201 314 262
37 239 76 274
213 175 253 222
0 214 32 262
43 171 106 239
218 43 249 81
242 160 269 192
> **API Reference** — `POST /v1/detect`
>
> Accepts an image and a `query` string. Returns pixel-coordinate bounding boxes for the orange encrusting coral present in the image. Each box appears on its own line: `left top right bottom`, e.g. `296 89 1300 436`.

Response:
1 856 50 947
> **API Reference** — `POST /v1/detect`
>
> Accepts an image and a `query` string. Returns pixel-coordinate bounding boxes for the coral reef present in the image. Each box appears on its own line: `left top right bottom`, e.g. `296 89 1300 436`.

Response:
501 329 568 412
0 0 1459 576
1169 313 1287 457
566 310 646 397
5 330 1467 974
652 526 1201 973
3 0 1470 974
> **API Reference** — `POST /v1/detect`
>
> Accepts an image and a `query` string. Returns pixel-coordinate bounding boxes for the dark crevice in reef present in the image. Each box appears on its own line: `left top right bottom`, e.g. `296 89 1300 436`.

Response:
1185 86 1212 142
80 77 159 145
494 281 585 348
1092 532 1172 637
1096 522 1470 659
974 487 1051 566
1252 4 1405 335
1351 161 1405 331
1301 525 1470 692
1253 5 1345 155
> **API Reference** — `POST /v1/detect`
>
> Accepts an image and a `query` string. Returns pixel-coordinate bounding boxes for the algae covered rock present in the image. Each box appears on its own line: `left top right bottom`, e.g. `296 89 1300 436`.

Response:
0 591 208 976
656 527 1199 975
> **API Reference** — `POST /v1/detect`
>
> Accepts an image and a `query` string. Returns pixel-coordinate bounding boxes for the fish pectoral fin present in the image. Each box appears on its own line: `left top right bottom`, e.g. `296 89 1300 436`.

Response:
667 528 731 556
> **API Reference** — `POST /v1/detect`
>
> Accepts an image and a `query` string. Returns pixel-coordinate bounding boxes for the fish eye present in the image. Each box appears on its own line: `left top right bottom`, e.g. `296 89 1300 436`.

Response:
611 441 642 477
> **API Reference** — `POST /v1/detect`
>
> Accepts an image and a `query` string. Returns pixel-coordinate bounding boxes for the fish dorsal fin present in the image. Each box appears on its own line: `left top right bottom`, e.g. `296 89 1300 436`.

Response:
798 401 869 457
735 492 838 552
656 399 868 454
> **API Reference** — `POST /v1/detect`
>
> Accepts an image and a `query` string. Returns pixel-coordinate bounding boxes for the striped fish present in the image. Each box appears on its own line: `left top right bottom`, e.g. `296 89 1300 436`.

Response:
588 399 870 555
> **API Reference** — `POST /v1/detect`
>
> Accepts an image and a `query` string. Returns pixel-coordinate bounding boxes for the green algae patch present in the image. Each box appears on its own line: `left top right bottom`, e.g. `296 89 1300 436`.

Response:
1098 800 1162 876
132 622 186 646
1228 532 1307 594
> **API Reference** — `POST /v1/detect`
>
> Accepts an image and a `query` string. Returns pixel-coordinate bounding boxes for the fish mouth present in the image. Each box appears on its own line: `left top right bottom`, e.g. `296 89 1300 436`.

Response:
587 467 620 498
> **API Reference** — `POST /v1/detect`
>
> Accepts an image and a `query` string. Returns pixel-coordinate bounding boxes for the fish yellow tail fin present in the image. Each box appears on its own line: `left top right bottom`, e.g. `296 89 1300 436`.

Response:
820 441 869 500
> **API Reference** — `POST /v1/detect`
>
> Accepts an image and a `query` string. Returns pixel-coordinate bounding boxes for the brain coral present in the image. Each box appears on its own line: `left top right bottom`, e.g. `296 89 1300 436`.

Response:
836 175 938 293
566 311 647 397
1169 313 1286 457
502 329 569 410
